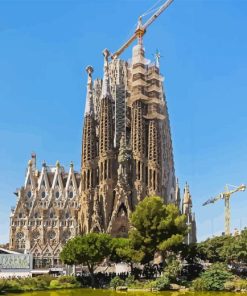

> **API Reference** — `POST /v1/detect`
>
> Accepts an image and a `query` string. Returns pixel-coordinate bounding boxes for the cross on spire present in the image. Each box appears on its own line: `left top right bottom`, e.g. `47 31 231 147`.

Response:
153 49 162 68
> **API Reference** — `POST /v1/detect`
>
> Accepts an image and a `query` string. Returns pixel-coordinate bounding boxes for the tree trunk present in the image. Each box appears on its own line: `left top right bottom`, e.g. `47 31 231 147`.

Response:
130 262 133 274
87 264 95 288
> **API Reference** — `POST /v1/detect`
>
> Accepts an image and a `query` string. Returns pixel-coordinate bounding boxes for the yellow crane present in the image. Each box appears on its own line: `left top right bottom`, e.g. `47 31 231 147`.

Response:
111 0 174 59
203 184 246 235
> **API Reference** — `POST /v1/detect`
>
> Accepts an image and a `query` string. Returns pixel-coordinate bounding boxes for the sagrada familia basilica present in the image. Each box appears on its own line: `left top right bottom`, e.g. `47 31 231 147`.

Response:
9 41 196 268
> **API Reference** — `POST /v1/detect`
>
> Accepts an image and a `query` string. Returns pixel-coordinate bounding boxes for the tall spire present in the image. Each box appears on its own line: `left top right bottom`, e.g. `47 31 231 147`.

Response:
183 182 191 204
101 49 111 98
84 65 94 115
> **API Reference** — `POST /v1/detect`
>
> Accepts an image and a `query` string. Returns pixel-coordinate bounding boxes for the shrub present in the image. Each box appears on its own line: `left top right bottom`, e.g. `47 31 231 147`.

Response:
58 275 78 285
109 276 125 290
224 281 235 291
238 279 247 290
152 276 170 291
143 280 156 289
164 258 182 283
224 279 247 291
49 279 60 289
124 275 136 287
192 277 206 291
4 279 22 291
34 275 53 289
192 263 233 291
0 279 8 293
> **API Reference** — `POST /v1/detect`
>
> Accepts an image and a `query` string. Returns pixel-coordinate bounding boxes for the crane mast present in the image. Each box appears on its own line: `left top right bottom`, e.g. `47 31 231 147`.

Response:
111 0 174 59
203 184 246 235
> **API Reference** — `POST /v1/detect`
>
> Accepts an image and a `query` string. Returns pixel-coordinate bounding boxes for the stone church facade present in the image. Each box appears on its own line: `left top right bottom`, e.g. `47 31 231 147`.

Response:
9 43 196 268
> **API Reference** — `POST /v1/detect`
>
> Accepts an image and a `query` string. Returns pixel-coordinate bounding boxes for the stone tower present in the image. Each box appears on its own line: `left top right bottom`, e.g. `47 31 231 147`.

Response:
182 182 197 244
80 42 179 237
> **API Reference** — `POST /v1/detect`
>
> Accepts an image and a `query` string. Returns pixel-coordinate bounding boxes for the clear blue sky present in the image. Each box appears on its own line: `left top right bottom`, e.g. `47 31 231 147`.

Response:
0 0 247 243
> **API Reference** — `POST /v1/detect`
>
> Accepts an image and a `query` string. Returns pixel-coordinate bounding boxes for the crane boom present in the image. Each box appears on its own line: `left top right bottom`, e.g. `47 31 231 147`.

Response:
111 34 137 60
143 0 174 30
203 184 246 235
111 0 174 59
202 194 223 206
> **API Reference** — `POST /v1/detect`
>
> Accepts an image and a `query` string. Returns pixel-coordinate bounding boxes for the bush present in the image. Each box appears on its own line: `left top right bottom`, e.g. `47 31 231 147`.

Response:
57 275 78 285
152 276 170 291
34 275 53 289
49 276 80 289
4 279 22 292
237 279 247 290
143 280 157 290
192 277 205 291
224 279 247 291
124 275 136 287
192 263 233 291
109 276 125 290
164 258 182 283
49 279 60 289
0 279 8 293
224 281 235 291
0 275 80 292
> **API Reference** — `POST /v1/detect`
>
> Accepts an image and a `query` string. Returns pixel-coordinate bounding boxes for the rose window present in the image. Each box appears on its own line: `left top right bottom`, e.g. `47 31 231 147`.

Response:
47 230 56 240
16 232 24 239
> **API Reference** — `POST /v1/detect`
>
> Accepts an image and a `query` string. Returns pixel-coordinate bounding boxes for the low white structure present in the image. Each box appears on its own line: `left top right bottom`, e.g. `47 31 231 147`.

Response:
0 248 32 278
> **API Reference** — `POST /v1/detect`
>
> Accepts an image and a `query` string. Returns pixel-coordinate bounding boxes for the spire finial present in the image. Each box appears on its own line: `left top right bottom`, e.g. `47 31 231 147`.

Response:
185 182 190 194
154 49 162 68
70 161 74 168
84 65 94 115
184 182 192 205
101 49 111 98
56 160 60 168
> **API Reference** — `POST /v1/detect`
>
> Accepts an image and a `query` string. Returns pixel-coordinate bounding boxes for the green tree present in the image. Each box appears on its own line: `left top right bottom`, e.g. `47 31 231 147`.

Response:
129 196 187 264
110 237 144 267
222 229 247 263
60 233 112 287
197 235 233 263
192 263 233 291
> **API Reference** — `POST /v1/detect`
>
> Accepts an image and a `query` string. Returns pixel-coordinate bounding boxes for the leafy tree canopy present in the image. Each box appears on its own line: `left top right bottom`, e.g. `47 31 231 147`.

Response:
222 229 247 263
60 233 112 286
197 235 233 263
129 196 187 264
110 237 144 264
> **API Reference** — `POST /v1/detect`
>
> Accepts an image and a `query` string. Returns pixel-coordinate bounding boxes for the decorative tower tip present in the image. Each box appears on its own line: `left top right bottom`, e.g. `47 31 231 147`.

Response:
101 49 111 98
86 65 93 75
84 65 94 115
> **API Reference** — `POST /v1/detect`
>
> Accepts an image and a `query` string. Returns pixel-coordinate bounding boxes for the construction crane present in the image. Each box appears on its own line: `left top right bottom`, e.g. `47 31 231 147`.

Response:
203 184 246 236
111 0 174 59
